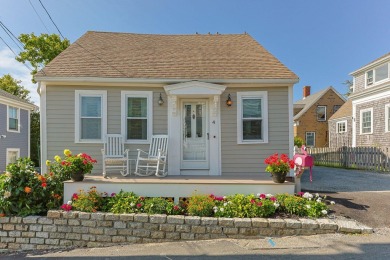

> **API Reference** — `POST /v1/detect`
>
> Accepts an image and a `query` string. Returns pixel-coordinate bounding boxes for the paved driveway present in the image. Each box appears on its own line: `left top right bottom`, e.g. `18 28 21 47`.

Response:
301 166 390 228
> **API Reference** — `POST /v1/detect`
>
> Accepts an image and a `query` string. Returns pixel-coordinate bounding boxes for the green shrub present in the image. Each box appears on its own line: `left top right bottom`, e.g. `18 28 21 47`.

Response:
144 197 174 215
105 190 143 214
294 136 304 148
71 187 106 213
0 158 68 216
187 194 215 217
282 196 307 216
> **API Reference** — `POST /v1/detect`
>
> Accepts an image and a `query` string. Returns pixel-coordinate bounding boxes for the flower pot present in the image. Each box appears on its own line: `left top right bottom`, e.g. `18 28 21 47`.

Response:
71 170 84 182
272 172 287 183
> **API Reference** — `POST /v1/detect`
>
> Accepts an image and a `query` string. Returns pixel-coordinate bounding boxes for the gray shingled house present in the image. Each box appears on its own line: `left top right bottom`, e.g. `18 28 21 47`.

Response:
0 89 37 171
35 31 299 177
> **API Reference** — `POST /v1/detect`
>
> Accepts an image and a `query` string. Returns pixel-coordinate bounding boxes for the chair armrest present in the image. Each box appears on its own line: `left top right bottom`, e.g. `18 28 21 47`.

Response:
136 149 149 155
124 149 129 157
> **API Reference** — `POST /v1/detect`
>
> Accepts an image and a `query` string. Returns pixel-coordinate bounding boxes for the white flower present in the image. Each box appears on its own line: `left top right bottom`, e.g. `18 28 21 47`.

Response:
302 192 313 199
5 171 12 178
3 191 11 199
256 193 261 197
330 201 335 205
130 203 135 207
223 196 227 199
67 201 72 205
321 210 328 215
316 198 322 203
306 204 311 209
315 193 320 197
213 206 218 210
266 193 273 198
223 202 228 207
220 208 224 212
274 202 280 208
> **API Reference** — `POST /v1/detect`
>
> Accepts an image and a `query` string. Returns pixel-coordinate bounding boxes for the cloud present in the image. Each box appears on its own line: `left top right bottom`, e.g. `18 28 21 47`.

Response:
0 48 40 107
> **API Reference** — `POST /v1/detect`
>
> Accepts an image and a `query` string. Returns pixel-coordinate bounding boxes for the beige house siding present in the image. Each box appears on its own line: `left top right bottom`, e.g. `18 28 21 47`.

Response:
353 73 365 94
46 84 168 174
355 98 390 147
221 86 289 177
328 117 353 147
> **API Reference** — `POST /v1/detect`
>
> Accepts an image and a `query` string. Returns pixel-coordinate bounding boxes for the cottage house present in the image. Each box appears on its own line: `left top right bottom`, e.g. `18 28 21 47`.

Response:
294 86 346 147
36 31 299 179
0 89 37 171
328 99 353 147
336 52 390 147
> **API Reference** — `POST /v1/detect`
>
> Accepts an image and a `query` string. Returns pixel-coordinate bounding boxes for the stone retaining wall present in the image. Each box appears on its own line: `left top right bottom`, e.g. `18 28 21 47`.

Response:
0 210 373 251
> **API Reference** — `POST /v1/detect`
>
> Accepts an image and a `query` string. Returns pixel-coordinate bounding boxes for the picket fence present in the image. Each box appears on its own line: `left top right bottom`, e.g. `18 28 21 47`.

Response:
306 146 390 172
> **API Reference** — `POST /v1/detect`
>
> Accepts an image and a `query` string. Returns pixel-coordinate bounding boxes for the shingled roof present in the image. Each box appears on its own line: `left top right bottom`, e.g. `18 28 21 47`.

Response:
36 31 298 80
329 99 352 121
0 89 37 109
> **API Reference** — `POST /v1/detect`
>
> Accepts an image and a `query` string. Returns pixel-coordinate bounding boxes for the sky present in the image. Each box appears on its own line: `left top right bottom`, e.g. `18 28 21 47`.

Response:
0 0 389 107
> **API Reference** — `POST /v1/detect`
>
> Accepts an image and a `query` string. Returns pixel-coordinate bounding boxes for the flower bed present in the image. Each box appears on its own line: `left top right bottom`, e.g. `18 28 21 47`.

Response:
64 187 333 219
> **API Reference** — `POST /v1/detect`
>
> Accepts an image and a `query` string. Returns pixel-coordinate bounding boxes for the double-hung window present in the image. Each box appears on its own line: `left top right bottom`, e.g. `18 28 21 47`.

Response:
237 91 268 144
7 106 19 132
385 104 390 132
6 148 20 165
75 90 107 143
336 120 347 133
366 63 389 87
121 91 153 143
305 132 315 147
360 108 373 134
317 106 327 121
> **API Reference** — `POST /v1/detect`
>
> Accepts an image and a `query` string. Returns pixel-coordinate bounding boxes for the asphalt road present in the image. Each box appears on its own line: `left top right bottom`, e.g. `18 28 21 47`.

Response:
301 166 390 228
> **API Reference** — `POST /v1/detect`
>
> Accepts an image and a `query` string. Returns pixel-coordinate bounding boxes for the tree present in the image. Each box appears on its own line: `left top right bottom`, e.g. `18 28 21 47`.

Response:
0 74 31 101
16 33 70 82
30 111 40 167
342 80 353 97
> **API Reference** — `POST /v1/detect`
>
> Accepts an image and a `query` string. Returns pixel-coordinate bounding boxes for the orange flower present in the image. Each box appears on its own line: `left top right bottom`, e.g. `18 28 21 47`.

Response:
0 213 5 217
24 187 32 193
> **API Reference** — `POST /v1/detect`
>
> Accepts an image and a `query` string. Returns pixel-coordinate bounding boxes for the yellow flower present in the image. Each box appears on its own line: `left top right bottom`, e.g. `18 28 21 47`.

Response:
54 155 61 162
64 149 72 157
46 160 51 166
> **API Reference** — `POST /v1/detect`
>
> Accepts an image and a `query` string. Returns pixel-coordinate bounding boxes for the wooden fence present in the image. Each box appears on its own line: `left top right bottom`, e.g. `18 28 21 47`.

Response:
306 146 390 172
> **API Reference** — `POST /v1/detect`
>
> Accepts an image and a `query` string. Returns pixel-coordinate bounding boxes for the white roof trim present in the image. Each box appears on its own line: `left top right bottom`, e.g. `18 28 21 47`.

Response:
164 81 226 96
0 96 38 111
350 53 390 76
35 76 299 85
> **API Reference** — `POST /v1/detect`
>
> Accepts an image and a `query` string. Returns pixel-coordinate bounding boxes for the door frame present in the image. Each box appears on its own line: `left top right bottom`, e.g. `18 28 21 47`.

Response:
164 81 226 176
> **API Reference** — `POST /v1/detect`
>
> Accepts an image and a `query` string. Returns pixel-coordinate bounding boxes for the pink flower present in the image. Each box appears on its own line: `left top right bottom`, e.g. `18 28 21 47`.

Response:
173 205 180 211
72 193 78 200
61 204 72 211
297 192 304 196
250 199 255 204
111 193 116 197
270 197 277 202
257 202 263 207
259 194 266 199
136 203 142 208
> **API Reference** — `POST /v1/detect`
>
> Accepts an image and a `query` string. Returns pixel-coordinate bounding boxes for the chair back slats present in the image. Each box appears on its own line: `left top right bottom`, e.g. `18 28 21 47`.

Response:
105 134 124 157
149 135 168 157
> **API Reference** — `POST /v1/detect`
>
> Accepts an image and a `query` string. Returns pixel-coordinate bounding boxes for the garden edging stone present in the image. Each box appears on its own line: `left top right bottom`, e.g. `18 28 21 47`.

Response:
0 210 373 252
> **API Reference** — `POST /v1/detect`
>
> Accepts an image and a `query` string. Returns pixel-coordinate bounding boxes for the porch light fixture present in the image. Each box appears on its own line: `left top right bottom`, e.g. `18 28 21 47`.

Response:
158 93 164 106
226 94 233 107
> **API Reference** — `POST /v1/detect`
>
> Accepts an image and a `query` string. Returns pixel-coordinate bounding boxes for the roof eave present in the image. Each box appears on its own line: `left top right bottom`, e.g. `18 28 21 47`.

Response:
350 54 390 76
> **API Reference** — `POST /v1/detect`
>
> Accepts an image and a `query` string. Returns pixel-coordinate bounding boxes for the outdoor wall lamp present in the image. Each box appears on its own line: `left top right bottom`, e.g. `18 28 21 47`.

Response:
226 94 233 107
158 93 164 106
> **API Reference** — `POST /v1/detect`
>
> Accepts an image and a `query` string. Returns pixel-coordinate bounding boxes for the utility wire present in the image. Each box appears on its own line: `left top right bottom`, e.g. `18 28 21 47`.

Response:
38 0 65 39
29 0 50 34
0 21 23 50
0 36 33 72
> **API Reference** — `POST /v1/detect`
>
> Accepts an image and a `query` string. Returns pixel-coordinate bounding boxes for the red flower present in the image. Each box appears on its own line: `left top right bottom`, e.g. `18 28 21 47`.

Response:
270 197 277 202
250 199 256 204
41 182 47 188
61 204 72 211
259 194 266 199
136 203 142 208
173 205 180 211
257 202 263 207
72 193 79 200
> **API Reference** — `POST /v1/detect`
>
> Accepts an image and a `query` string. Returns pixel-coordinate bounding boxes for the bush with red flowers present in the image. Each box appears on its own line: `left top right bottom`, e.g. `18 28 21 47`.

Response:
264 153 295 175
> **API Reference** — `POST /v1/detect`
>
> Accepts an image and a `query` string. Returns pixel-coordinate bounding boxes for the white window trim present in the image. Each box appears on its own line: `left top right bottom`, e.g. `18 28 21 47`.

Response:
385 104 390 133
121 91 153 144
7 105 20 133
6 148 20 165
305 132 316 147
365 62 390 88
360 107 373 135
336 120 347 133
74 90 107 143
237 91 268 144
317 106 327 121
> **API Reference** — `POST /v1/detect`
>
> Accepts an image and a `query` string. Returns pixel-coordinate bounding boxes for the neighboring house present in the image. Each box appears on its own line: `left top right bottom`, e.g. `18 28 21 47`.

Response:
328 99 353 147
35 31 299 176
0 89 37 171
347 52 390 147
293 86 346 147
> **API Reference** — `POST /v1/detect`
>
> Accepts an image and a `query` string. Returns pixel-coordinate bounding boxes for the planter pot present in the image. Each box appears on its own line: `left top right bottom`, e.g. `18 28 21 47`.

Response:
71 171 84 182
272 172 287 183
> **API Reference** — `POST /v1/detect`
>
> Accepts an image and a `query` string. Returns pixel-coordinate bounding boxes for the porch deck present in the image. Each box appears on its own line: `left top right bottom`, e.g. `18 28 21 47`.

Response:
64 173 295 203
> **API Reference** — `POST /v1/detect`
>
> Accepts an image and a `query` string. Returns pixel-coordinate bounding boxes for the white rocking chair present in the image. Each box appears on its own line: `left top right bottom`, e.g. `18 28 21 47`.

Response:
101 134 130 178
134 135 168 177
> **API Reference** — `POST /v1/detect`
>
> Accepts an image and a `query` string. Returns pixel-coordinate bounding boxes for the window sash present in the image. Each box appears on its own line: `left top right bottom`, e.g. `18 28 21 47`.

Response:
126 97 148 140
80 95 102 140
306 132 315 147
375 63 389 82
361 111 372 133
242 98 262 141
8 107 19 131
337 122 346 133
317 106 327 121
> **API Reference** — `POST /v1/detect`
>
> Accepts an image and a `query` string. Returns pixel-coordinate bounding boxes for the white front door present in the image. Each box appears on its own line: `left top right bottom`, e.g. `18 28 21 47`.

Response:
181 100 209 170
